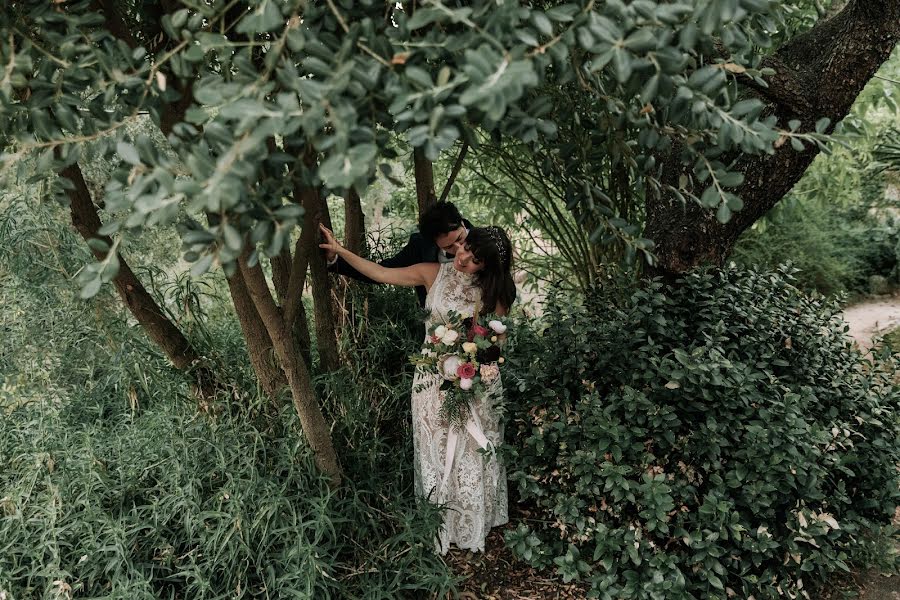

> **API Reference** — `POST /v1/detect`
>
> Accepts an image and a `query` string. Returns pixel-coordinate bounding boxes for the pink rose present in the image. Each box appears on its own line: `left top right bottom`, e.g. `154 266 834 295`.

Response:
459 378 473 391
456 362 477 380
467 323 489 342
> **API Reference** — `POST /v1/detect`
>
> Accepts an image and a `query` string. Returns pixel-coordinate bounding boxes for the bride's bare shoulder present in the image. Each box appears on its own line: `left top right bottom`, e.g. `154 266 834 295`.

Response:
419 262 441 289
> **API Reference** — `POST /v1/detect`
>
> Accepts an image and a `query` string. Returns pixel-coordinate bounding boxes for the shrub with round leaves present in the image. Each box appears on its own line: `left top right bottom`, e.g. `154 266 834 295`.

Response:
502 266 899 599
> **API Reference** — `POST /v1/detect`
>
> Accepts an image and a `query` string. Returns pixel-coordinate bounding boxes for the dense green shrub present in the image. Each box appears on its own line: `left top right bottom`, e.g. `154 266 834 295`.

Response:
502 267 900 599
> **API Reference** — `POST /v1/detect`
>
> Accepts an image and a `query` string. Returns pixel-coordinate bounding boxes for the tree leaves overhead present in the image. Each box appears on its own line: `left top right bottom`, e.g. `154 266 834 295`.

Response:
0 0 830 288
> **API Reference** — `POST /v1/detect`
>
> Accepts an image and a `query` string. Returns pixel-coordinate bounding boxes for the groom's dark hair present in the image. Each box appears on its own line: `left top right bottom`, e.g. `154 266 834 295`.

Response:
418 201 464 241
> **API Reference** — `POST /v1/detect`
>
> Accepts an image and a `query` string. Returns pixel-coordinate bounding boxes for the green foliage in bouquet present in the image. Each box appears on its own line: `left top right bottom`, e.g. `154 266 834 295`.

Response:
411 310 507 429
502 267 899 599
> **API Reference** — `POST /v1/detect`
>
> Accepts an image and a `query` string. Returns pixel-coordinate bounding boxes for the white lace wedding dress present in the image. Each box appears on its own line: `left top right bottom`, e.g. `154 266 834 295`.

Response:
412 262 508 554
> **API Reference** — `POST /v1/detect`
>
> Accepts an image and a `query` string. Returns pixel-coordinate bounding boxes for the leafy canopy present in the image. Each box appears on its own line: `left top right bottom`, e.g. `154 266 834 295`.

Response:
1 0 826 293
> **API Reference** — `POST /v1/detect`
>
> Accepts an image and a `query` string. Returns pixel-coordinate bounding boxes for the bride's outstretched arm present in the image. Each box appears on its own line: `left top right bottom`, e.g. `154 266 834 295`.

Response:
318 224 438 289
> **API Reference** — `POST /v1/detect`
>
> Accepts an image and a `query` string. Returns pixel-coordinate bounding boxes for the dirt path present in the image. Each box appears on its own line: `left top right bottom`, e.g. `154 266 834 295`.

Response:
841 296 900 348
837 296 900 600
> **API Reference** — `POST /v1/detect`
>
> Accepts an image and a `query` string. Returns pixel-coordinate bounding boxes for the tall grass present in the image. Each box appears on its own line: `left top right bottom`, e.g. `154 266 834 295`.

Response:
0 195 457 598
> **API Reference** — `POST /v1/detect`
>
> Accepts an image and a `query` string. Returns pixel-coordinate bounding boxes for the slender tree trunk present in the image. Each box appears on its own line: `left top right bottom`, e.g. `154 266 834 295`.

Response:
283 225 314 367
61 162 218 397
295 181 341 372
645 0 900 278
46 11 222 400
270 244 312 367
413 147 437 216
270 249 293 305
224 269 287 397
439 142 468 204
238 251 342 487
344 188 365 255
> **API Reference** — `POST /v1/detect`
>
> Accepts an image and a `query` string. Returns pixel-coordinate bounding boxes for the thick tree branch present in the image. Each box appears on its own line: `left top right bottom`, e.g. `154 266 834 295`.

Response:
224 268 287 396
283 227 312 329
646 0 900 276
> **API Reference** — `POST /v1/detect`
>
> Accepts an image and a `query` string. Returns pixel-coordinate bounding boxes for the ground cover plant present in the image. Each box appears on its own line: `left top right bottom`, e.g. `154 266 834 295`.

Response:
503 267 900 599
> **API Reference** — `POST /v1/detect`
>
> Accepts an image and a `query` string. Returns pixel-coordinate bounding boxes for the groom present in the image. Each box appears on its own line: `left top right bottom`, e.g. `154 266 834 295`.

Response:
326 201 473 306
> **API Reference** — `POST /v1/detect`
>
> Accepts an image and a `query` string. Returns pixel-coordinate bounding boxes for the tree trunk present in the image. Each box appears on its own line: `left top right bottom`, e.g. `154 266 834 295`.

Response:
89 0 137 48
270 248 292 305
270 244 312 367
295 181 341 372
283 225 314 367
439 142 469 204
413 147 437 216
645 0 900 278
237 251 342 487
224 269 288 397
344 188 365 256
61 162 218 397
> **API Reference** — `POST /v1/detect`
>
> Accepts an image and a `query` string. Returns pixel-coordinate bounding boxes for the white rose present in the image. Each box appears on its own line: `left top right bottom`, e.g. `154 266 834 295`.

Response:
442 329 459 345
462 342 478 354
459 377 473 391
488 320 507 334
440 355 461 380
433 325 447 339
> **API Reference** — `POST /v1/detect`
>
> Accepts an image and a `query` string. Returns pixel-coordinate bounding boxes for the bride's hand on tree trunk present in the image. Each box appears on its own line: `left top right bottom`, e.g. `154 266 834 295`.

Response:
318 223 341 262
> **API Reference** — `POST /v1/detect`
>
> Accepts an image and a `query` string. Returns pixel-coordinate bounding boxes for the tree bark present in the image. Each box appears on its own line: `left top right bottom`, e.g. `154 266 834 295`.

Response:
270 248 293 305
90 0 137 49
439 142 469 204
344 188 365 255
295 181 341 372
224 263 288 397
281 219 314 366
269 244 313 366
645 0 900 278
237 251 342 487
61 162 218 397
413 147 437 216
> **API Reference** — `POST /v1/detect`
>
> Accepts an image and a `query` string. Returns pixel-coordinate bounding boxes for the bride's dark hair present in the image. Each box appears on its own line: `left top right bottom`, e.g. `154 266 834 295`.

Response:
466 226 516 313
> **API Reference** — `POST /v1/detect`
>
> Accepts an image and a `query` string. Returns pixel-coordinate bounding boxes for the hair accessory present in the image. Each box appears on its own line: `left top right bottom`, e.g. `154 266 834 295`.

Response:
488 227 508 263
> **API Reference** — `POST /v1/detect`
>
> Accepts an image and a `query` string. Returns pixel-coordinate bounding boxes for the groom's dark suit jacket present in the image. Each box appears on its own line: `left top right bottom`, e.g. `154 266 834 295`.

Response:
329 219 473 307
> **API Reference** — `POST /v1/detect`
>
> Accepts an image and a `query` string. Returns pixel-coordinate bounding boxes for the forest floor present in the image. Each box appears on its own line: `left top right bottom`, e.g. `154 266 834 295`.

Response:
833 294 900 600
843 296 900 350
443 295 900 599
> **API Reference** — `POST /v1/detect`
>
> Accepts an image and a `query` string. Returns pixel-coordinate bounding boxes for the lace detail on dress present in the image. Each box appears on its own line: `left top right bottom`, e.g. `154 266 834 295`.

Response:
411 263 508 555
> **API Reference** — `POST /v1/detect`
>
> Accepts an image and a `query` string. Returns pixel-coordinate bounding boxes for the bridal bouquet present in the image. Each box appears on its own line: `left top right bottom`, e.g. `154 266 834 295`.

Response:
411 309 509 428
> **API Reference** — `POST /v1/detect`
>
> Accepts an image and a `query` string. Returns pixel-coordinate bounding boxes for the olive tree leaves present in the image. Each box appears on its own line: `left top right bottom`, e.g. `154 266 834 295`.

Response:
0 0 829 294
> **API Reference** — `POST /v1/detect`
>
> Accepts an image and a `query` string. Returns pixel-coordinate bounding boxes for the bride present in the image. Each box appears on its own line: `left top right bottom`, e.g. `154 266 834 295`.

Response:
318 222 516 554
